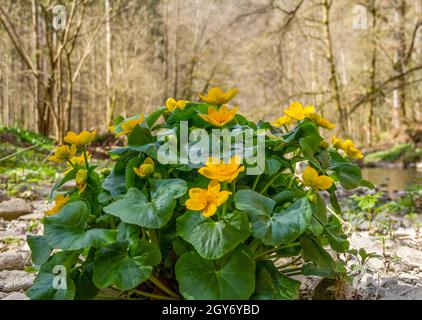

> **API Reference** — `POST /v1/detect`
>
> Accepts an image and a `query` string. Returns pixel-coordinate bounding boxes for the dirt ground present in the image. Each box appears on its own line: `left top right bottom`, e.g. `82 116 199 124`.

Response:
1 195 421 300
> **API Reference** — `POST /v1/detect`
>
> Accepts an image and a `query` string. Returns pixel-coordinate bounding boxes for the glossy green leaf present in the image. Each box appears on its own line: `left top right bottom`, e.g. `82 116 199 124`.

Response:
27 235 52 266
26 251 79 300
235 190 311 246
103 179 187 228
252 261 300 300
175 247 255 300
44 201 116 250
177 211 251 259
92 240 161 291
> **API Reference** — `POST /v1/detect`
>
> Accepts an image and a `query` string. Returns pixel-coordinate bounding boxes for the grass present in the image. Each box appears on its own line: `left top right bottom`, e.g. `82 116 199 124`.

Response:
0 127 60 198
364 143 422 164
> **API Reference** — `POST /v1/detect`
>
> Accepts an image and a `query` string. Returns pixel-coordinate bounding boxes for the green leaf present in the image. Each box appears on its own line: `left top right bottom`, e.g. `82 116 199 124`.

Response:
26 251 79 300
92 240 161 291
299 235 336 270
103 179 187 228
125 157 139 190
235 191 311 246
145 107 166 128
50 169 75 199
311 193 327 223
102 170 126 197
234 189 275 217
335 163 362 189
252 261 300 300
127 124 153 147
175 247 255 300
177 211 251 259
44 201 117 250
27 235 52 266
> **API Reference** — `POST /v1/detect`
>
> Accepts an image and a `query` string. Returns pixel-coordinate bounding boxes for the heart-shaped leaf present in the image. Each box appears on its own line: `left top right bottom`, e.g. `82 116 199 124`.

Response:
44 201 117 250
103 179 187 228
235 190 311 246
27 235 52 266
175 247 255 300
92 240 161 291
26 251 79 300
176 211 251 259
252 261 300 300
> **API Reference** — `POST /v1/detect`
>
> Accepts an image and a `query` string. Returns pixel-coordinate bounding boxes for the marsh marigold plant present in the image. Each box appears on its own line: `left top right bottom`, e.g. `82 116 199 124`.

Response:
27 88 371 300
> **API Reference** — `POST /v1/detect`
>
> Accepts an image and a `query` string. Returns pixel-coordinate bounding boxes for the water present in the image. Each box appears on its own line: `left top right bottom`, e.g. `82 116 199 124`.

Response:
361 167 422 196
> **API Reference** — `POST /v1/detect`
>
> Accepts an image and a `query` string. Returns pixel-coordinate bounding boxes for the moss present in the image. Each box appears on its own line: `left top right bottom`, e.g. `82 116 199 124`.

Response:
364 143 422 164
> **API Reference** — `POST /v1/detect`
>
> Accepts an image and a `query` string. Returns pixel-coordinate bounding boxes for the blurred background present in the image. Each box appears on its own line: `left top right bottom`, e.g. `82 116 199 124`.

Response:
0 0 421 143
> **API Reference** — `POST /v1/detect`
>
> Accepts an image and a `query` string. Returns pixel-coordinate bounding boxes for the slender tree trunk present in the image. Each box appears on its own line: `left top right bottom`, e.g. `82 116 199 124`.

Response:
368 0 378 146
321 0 347 135
392 0 407 129
105 0 113 125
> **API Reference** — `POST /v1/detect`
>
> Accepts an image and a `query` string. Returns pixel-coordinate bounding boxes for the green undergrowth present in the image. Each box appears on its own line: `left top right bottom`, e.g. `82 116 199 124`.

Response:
364 143 422 165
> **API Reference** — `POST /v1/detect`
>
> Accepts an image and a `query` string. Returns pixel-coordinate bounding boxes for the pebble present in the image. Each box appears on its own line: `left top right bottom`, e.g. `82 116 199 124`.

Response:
0 270 35 292
0 198 32 220
0 252 25 271
2 292 29 300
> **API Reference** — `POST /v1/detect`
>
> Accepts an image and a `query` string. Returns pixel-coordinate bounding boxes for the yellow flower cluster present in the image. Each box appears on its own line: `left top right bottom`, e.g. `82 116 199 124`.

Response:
198 87 239 127
133 157 155 178
332 136 363 159
48 130 96 200
301 166 333 190
186 155 244 218
114 114 145 138
273 102 335 129
166 98 189 111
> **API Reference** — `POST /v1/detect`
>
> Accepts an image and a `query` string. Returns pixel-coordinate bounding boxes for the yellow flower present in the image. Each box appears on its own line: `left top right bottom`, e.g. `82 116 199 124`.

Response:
199 105 239 127
108 125 115 133
185 180 231 217
341 139 363 159
307 113 336 129
70 152 91 167
331 136 363 159
166 98 188 111
45 194 70 216
64 130 96 145
320 140 329 150
198 87 238 105
302 166 333 190
115 114 145 138
65 152 91 173
283 102 314 121
272 115 293 127
133 157 155 178
332 135 343 149
76 169 88 194
48 144 77 162
198 155 245 183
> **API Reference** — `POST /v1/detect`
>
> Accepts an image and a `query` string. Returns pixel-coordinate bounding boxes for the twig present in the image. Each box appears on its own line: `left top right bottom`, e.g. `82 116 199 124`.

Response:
0 143 41 162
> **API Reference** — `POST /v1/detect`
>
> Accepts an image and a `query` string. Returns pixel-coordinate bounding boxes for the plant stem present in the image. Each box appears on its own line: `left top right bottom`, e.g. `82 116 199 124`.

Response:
281 270 302 276
129 289 179 300
277 256 302 270
254 242 300 260
231 180 236 194
279 266 302 273
260 170 285 194
82 145 90 171
149 274 181 299
222 183 228 216
252 175 260 190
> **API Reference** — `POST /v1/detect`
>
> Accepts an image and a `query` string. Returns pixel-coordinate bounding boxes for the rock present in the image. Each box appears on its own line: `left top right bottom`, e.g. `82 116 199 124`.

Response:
381 277 398 288
0 191 9 202
0 198 32 220
0 252 25 270
0 270 35 292
0 292 8 299
2 292 29 300
396 246 422 266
